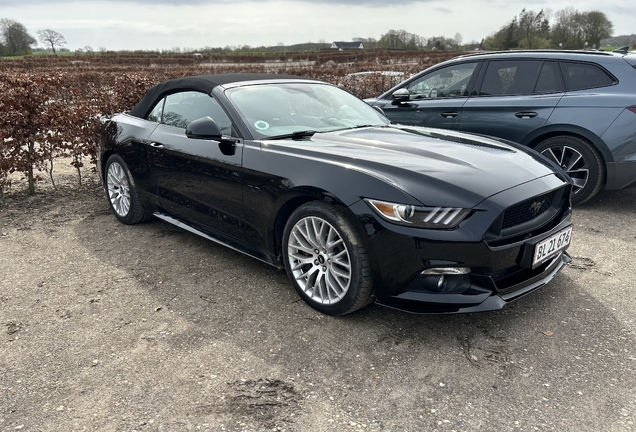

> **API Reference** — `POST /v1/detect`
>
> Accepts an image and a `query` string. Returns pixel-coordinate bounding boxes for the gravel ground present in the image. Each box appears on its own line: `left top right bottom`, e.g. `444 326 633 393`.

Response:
1 172 635 432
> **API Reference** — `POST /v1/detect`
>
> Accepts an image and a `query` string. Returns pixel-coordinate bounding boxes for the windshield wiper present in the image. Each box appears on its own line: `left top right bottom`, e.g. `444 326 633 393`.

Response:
266 130 317 140
330 124 387 132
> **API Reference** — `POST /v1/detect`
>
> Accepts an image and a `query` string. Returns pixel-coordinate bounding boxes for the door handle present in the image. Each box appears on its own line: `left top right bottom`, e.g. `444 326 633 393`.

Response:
440 111 459 118
149 142 164 149
515 112 538 119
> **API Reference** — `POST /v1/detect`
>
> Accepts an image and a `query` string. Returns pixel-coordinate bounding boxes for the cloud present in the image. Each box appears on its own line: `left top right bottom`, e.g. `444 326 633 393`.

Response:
435 7 452 14
0 0 433 5
3 0 634 51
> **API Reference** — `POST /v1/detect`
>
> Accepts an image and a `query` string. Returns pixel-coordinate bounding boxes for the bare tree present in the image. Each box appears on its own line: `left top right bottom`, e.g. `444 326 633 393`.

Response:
551 7 580 49
518 8 544 49
550 8 613 49
379 29 426 50
36 29 66 55
454 33 463 50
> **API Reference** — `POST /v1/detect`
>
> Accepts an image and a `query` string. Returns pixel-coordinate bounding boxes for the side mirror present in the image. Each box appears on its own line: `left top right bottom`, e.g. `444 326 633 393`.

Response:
186 116 236 156
391 88 410 105
185 116 222 140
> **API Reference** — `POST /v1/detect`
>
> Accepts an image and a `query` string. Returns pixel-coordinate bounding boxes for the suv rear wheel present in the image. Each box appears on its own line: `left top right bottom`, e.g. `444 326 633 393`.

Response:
534 136 605 205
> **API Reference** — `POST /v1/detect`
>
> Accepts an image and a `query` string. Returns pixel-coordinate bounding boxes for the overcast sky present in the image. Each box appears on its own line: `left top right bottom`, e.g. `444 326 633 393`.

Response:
0 0 633 51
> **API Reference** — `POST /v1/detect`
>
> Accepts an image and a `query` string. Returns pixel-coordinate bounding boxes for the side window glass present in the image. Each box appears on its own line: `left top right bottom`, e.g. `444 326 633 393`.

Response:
479 60 542 96
163 92 193 129
162 91 234 134
561 62 615 91
535 61 564 94
407 63 477 100
146 97 165 123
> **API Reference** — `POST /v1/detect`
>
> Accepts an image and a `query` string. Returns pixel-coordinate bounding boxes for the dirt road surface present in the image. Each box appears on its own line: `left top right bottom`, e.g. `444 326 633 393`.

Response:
1 174 635 431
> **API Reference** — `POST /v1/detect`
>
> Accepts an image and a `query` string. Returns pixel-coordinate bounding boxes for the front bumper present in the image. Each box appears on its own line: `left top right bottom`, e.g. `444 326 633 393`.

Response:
348 176 573 314
375 251 571 314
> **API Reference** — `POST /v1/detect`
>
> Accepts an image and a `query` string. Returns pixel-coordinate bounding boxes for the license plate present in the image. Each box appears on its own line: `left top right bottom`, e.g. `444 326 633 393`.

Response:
532 226 572 268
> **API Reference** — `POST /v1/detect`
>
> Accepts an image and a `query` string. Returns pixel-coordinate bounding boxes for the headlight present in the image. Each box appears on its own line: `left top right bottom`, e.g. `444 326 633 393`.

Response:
365 198 471 229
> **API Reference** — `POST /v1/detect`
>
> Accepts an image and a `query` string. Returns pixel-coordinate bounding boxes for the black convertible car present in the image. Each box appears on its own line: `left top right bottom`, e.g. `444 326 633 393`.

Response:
97 73 573 316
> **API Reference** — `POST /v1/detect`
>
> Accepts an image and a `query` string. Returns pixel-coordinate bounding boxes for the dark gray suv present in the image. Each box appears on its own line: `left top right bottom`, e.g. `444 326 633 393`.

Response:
366 50 636 204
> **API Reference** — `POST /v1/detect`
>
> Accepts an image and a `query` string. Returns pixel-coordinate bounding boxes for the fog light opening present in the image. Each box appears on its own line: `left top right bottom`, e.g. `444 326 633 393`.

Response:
416 273 471 294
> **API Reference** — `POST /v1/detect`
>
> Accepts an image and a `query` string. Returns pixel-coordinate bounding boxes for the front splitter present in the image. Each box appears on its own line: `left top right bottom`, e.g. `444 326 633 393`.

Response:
375 252 571 314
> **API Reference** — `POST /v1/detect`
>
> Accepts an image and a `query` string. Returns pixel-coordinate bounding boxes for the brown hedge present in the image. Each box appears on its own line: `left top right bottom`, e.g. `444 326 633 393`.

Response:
0 51 459 195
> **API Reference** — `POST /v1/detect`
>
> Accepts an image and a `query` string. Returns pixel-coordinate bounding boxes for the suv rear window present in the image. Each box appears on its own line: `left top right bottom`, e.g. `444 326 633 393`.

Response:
479 60 563 96
561 62 616 91
622 54 636 67
535 61 564 94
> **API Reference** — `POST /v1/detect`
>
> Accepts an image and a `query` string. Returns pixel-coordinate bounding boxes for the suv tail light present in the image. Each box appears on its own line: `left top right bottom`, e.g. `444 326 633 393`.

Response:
628 106 636 114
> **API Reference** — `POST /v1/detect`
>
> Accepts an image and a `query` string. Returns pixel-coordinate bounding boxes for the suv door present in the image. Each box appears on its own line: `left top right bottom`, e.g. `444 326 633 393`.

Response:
459 60 565 144
377 62 480 130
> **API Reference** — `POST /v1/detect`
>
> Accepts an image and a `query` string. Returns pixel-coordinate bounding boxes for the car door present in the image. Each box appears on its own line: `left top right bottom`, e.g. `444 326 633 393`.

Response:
378 62 480 130
146 91 245 241
459 60 565 144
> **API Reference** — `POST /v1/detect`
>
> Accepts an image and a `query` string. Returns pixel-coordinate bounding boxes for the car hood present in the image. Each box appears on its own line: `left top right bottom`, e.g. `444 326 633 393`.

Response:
262 125 562 208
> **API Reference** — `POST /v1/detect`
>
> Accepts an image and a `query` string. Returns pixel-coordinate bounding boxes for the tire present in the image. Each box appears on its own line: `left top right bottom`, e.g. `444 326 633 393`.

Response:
534 136 605 205
104 154 149 224
282 201 374 316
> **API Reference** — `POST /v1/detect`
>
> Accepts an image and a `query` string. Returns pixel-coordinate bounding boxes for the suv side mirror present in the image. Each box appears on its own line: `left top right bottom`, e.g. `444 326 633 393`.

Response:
186 116 222 140
391 88 410 105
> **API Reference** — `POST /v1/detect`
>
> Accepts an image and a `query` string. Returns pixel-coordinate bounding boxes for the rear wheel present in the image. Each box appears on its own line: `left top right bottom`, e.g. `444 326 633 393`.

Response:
104 154 149 224
282 201 374 316
534 136 605 205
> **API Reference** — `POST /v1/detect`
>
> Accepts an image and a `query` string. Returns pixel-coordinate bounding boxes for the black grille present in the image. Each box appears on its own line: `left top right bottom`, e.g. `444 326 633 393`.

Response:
501 191 555 230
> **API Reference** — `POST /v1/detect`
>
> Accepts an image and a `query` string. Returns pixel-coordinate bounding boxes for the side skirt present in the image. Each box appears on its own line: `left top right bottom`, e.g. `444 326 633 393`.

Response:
153 212 280 269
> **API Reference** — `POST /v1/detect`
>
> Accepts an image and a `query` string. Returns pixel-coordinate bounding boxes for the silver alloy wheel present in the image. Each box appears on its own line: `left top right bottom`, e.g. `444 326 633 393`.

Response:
540 145 589 193
287 216 352 305
106 162 131 217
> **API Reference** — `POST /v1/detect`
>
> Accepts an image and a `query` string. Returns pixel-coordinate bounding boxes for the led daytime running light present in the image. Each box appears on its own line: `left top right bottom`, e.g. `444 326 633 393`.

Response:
421 267 471 275
365 199 470 229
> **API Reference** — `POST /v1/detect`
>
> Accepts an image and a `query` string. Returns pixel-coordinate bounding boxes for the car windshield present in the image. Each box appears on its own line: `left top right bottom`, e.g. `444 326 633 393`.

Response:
225 82 389 139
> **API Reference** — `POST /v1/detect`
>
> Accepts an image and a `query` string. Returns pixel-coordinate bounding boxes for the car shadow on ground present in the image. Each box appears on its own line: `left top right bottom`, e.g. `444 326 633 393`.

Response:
68 188 636 429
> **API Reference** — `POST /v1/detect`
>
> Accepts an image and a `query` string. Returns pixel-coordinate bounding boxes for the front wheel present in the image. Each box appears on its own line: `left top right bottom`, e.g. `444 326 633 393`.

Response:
534 136 605 205
104 154 149 224
282 201 374 316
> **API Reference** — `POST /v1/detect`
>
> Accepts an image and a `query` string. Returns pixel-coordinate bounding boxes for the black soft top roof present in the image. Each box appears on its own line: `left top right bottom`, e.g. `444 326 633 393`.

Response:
128 73 304 118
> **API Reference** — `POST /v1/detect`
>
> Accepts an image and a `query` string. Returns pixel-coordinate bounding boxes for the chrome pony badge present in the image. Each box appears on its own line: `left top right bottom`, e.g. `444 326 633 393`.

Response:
529 200 544 216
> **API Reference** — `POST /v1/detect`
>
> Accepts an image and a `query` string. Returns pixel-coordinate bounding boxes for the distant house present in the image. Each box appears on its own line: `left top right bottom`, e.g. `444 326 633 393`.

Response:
330 41 364 51
192 52 203 59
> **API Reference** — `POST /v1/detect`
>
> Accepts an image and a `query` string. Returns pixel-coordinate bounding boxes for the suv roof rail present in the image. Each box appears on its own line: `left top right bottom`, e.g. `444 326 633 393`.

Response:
612 46 630 54
455 49 615 59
